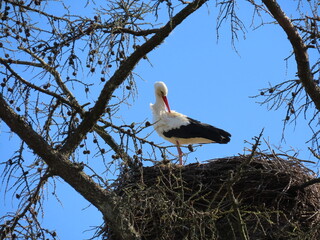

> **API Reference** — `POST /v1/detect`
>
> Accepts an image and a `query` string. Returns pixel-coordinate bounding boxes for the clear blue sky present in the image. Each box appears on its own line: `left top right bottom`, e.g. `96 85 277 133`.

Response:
0 1 318 239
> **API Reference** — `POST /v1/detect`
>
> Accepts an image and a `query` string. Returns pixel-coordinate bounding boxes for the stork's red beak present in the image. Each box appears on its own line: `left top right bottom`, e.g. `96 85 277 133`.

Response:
162 96 171 113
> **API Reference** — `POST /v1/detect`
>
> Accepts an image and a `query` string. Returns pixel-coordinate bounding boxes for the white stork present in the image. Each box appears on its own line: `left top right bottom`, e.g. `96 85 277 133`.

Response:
150 81 231 165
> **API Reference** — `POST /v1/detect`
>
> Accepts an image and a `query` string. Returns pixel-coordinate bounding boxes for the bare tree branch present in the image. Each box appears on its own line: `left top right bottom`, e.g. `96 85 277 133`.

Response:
18 47 81 108
0 58 72 107
262 0 320 111
0 171 51 240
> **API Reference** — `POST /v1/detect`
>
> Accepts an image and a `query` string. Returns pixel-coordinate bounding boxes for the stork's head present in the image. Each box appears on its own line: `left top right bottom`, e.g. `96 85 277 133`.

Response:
154 81 171 112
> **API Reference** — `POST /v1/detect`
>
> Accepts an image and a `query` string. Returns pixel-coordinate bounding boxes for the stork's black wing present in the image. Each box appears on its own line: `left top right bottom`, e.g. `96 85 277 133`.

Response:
163 117 231 144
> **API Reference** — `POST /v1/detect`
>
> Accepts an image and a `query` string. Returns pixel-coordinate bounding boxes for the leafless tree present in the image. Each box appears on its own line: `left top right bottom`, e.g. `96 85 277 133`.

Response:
0 0 319 239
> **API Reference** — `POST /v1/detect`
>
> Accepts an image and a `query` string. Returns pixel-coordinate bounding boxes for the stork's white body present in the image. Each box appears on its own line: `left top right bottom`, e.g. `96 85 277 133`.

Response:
150 81 231 165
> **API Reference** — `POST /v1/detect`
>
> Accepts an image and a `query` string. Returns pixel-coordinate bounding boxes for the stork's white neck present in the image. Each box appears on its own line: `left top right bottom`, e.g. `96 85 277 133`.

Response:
151 95 166 116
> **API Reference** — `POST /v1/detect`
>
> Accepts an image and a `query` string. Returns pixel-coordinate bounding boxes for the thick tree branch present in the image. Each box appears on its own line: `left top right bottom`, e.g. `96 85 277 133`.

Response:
294 177 320 191
0 93 140 240
60 0 209 156
262 0 320 111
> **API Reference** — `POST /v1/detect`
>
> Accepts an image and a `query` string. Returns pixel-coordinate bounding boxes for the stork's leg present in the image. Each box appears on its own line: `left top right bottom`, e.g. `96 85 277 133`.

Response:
176 141 183 165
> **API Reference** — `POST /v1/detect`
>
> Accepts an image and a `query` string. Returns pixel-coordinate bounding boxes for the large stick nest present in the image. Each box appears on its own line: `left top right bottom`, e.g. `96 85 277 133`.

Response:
108 153 320 240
